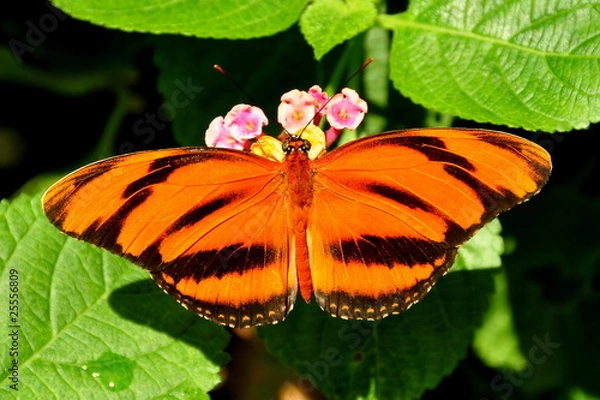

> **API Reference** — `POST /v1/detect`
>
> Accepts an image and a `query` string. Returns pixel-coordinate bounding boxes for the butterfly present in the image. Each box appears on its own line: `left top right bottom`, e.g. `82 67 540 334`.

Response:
43 86 552 328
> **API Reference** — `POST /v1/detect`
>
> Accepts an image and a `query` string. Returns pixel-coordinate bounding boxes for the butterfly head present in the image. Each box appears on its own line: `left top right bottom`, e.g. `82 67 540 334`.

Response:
281 123 328 160
282 137 311 154
250 124 326 162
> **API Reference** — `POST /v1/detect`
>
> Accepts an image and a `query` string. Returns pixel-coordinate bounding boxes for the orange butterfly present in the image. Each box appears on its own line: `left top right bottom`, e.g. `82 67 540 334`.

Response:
43 86 552 328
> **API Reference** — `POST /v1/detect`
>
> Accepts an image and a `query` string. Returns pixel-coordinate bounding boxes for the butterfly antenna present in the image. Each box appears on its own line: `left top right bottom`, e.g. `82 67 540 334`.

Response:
214 65 261 105
342 57 374 88
300 58 374 136
214 65 286 136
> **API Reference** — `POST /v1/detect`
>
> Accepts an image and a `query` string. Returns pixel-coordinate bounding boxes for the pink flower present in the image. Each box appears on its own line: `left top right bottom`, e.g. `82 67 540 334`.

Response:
308 85 329 114
205 117 243 149
325 88 368 130
277 89 317 133
224 104 268 140
205 105 267 150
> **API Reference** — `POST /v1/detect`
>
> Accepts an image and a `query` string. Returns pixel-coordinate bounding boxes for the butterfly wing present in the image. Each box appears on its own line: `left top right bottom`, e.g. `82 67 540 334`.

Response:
309 128 551 320
43 148 296 328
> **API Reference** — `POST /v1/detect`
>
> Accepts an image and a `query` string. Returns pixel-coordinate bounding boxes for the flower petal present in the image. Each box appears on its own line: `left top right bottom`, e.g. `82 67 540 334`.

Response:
205 117 238 149
224 104 268 141
278 89 317 133
308 85 329 114
301 124 327 160
325 88 368 130
250 135 286 162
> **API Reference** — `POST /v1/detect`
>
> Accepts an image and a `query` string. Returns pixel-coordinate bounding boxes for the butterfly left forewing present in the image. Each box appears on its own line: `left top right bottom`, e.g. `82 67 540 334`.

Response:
43 148 297 327
309 128 551 320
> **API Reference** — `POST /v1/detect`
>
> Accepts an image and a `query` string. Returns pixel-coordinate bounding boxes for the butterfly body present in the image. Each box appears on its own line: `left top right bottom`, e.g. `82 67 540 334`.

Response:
282 137 315 304
43 128 551 328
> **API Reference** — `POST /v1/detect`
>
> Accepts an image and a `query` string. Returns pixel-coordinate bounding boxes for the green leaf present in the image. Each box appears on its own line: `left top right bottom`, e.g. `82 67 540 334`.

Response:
569 387 600 400
300 0 378 59
381 0 600 132
0 193 229 398
361 26 391 135
260 270 494 400
452 218 504 271
50 0 307 39
473 269 528 370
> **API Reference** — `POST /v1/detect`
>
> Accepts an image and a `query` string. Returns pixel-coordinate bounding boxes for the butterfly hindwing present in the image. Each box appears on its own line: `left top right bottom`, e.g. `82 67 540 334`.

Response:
307 186 457 320
309 128 551 320
43 148 297 327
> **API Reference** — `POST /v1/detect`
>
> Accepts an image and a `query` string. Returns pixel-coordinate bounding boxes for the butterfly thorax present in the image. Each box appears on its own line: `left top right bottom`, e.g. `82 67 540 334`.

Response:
283 137 314 210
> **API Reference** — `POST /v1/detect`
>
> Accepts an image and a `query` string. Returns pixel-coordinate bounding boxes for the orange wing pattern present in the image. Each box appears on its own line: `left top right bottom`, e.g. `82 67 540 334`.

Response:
43 148 297 328
309 128 551 320
43 128 551 328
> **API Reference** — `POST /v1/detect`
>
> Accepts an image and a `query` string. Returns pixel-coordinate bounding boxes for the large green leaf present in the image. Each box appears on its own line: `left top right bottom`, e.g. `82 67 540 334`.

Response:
50 0 307 39
381 0 600 132
0 193 229 398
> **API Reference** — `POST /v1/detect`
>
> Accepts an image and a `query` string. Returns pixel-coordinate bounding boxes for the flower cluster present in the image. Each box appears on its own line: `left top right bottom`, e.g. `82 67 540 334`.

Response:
205 85 368 154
